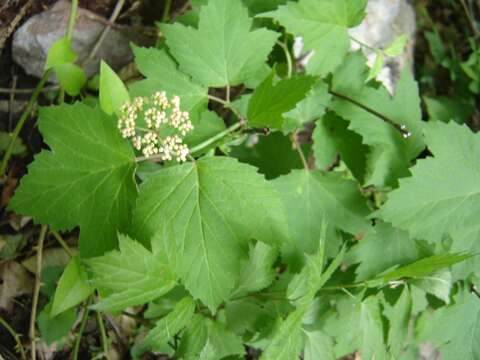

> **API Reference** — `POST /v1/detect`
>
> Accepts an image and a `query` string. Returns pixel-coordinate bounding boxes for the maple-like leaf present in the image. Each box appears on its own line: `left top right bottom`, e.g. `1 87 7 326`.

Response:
161 0 278 87
9 103 137 257
262 0 368 75
131 157 288 311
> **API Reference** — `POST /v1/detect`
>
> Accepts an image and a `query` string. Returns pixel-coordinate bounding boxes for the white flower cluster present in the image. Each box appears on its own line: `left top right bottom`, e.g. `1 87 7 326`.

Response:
118 91 194 162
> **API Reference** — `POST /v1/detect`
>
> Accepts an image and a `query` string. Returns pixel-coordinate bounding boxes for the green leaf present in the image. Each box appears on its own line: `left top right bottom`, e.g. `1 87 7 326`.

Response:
283 82 331 133
247 73 316 129
366 51 385 82
379 121 480 243
359 296 388 360
260 306 308 360
302 328 335 360
88 234 176 312
54 63 86 96
45 37 77 70
347 222 421 281
37 302 76 345
418 289 480 360
131 157 288 311
384 34 408 57
0 132 26 156
242 0 288 14
385 286 412 358
132 297 196 357
130 46 208 120
424 96 474 124
412 269 452 304
312 113 367 182
261 0 367 75
178 315 244 360
231 132 307 180
233 242 278 297
51 256 92 317
272 170 370 260
99 61 130 116
367 253 471 287
161 0 278 87
330 52 425 187
9 103 137 257
185 110 226 153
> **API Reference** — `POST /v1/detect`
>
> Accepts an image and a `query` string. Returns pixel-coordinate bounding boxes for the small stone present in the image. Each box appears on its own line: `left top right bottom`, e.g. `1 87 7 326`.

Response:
12 0 143 79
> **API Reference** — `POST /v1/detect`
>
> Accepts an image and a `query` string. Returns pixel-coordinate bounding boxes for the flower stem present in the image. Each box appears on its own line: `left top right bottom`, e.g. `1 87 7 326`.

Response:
72 298 91 360
190 120 245 154
96 310 111 359
66 0 79 40
162 0 173 22
277 40 293 78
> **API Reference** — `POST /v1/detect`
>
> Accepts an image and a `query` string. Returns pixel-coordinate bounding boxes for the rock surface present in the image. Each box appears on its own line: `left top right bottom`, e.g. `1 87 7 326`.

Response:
12 0 137 79
349 0 417 93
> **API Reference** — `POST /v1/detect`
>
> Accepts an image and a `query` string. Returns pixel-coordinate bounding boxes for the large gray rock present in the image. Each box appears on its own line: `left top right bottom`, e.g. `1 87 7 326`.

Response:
12 0 136 79
349 0 416 93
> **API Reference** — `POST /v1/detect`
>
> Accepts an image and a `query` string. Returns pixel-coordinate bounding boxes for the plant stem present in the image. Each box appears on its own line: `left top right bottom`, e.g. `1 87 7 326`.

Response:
350 35 376 52
292 132 309 170
0 70 51 177
190 120 245 153
207 94 229 106
50 230 74 257
30 225 48 360
66 0 79 40
277 40 293 78
162 0 173 22
328 90 411 137
72 298 91 360
96 311 111 360
0 315 27 360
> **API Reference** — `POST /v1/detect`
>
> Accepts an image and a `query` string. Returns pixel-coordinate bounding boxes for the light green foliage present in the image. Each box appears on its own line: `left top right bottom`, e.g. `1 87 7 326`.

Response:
359 296 388 360
99 61 130 116
132 297 196 357
262 0 368 75
302 328 335 360
130 45 208 120
161 0 278 87
366 51 385 82
385 286 412 357
45 37 86 95
37 302 76 345
131 157 287 311
51 256 92 317
379 121 480 243
418 289 480 360
88 234 176 312
9 103 137 257
247 73 316 129
384 34 408 57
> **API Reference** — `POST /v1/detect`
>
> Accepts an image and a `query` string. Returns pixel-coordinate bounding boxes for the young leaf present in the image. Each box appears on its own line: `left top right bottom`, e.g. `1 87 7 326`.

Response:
384 34 408 57
54 63 86 96
379 121 480 243
247 73 316 129
37 302 76 345
88 234 176 312
132 297 196 357
51 256 92 317
261 0 368 75
99 61 130 116
9 103 137 257
366 51 385 82
44 37 77 70
131 157 288 311
130 46 208 119
418 289 480 360
273 170 370 259
161 0 278 87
